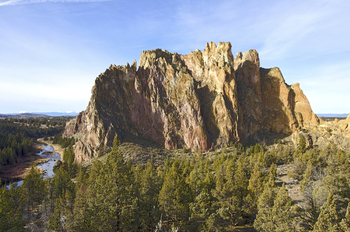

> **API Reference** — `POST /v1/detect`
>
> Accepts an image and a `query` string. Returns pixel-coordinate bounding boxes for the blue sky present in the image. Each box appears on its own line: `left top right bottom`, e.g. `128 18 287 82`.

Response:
0 0 349 114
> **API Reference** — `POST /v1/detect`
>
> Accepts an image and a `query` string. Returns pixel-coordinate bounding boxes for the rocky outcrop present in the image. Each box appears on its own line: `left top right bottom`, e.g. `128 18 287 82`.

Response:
343 114 350 130
53 160 62 169
64 42 319 162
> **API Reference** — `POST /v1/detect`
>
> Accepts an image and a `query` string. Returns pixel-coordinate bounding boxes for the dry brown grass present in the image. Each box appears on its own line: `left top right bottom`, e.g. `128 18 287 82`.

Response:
0 143 48 184
37 138 65 157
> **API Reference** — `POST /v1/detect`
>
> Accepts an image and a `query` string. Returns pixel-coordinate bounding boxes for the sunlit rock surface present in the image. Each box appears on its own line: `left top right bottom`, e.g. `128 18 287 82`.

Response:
64 42 318 162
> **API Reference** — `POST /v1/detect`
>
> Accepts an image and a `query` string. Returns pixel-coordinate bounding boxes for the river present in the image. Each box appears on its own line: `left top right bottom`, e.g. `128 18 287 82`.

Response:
6 144 61 189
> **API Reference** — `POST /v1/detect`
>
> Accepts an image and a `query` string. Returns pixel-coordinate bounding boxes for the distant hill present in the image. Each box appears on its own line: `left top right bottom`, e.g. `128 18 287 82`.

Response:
317 113 349 118
34 112 79 117
0 112 78 119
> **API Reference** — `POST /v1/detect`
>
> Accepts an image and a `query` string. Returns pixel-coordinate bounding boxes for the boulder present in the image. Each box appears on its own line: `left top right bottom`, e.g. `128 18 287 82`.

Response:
53 160 62 169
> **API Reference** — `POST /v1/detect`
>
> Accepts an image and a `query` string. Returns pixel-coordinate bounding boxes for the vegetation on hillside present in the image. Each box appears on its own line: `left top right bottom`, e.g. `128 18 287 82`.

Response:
1 132 350 231
0 117 70 172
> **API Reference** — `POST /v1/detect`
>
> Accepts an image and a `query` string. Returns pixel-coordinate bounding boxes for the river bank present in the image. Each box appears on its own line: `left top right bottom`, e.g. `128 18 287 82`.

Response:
0 139 64 185
37 138 65 158
0 143 49 185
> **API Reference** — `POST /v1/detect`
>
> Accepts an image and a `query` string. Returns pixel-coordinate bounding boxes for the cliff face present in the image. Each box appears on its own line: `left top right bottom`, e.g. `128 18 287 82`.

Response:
64 42 319 162
343 114 350 130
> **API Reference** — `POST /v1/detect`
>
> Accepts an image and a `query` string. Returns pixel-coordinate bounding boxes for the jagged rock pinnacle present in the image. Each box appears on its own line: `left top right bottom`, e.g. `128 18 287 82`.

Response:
64 42 319 162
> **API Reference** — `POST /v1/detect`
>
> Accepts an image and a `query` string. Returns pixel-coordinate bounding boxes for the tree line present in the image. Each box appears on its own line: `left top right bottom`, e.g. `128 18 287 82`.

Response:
0 118 69 171
1 134 350 231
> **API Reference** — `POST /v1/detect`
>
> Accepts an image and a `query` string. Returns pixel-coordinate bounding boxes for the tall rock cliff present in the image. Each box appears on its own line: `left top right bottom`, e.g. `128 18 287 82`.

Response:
64 42 319 162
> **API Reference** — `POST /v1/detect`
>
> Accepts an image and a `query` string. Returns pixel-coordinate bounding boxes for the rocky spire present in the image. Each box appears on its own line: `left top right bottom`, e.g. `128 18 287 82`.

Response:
64 42 319 162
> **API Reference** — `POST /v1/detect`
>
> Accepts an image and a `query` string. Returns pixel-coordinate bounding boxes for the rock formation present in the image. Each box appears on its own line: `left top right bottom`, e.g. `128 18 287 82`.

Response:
64 42 319 162
343 113 350 130
53 160 62 169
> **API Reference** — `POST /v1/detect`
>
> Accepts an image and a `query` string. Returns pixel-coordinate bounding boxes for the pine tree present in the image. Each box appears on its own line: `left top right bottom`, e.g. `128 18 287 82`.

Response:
299 134 306 153
49 198 64 231
232 159 248 218
21 166 46 213
0 186 24 231
159 159 192 226
254 180 276 231
254 184 296 232
112 133 120 152
254 164 278 231
212 159 235 224
313 192 341 231
137 160 162 231
189 191 214 231
271 184 296 231
340 202 350 231
68 149 139 231
246 163 264 214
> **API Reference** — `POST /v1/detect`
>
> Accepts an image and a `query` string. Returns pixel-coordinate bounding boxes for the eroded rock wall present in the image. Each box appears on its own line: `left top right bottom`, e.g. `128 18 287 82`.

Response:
64 42 319 162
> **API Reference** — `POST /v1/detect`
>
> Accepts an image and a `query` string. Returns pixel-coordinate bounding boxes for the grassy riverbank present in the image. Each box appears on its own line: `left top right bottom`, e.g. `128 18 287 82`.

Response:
37 138 65 158
0 143 48 184
0 139 65 185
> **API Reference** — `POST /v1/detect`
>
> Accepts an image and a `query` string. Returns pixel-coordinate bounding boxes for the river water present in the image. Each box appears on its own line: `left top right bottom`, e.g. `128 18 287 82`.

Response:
6 144 61 189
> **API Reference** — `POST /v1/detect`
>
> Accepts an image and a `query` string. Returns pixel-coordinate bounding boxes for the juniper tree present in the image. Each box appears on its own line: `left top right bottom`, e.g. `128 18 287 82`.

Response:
136 160 162 231
254 184 296 232
299 134 306 153
340 202 350 231
313 192 341 232
21 166 46 213
0 186 24 232
246 163 264 214
159 159 192 226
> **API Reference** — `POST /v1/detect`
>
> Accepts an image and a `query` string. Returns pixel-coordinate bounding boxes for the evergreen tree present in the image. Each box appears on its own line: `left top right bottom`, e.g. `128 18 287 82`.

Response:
299 134 306 153
232 159 248 218
271 184 296 231
340 202 350 231
21 166 46 213
246 163 264 214
254 184 296 232
137 160 162 231
212 159 235 226
0 186 24 232
69 148 139 231
112 133 121 151
299 183 321 231
313 192 341 232
49 198 65 231
51 167 75 200
254 180 276 231
159 159 192 226
189 191 215 231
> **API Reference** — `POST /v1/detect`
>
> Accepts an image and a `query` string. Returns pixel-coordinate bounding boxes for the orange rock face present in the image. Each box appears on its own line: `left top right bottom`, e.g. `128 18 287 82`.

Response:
343 114 350 130
64 42 319 162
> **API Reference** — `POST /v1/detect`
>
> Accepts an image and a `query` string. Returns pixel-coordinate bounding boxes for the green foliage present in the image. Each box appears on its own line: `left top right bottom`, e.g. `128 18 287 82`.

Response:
0 186 24 231
67 150 140 231
159 159 192 226
112 133 120 151
62 144 78 177
254 183 296 231
53 133 75 148
135 160 162 230
313 192 341 231
2 135 350 231
340 202 350 231
299 134 306 153
0 117 68 169
246 163 265 214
